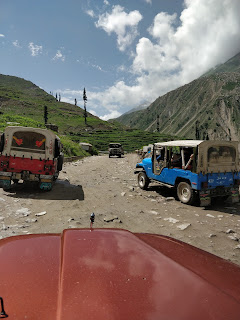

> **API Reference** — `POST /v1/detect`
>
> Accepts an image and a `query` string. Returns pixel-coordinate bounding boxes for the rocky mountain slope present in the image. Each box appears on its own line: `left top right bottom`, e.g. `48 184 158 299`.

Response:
116 52 240 140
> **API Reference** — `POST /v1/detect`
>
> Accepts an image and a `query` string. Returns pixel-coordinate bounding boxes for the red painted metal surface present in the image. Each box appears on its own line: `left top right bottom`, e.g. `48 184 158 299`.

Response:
0 155 56 175
0 229 240 319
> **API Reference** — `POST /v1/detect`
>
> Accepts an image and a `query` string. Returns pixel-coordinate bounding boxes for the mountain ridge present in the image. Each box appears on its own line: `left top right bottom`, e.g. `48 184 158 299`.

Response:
115 52 240 141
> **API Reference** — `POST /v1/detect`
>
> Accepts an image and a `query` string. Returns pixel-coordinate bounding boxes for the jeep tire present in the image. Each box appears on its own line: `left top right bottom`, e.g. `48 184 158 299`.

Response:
177 181 195 205
138 172 149 190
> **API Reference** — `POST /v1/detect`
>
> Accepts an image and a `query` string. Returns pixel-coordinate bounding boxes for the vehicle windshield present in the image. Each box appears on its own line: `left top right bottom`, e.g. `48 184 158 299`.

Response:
109 143 121 148
11 131 46 153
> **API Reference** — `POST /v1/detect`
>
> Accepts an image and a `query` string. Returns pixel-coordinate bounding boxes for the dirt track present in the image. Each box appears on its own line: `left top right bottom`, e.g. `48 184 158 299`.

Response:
0 153 240 265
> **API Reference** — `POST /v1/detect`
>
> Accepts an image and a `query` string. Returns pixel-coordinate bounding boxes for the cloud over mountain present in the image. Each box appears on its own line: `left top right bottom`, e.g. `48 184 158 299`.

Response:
89 0 240 120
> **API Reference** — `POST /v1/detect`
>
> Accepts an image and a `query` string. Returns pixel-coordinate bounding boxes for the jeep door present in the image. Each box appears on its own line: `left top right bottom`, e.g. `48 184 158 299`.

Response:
152 146 167 175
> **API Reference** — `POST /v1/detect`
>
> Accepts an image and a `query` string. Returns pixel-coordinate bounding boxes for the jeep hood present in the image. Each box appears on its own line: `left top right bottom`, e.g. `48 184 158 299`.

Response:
0 229 240 319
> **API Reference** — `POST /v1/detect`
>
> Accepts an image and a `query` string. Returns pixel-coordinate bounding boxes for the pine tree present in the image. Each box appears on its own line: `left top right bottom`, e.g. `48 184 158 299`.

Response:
83 88 87 125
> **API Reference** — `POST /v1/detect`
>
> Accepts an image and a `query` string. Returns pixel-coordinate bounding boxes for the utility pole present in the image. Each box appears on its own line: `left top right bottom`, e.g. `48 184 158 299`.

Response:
44 106 48 125
83 87 87 125
157 114 160 132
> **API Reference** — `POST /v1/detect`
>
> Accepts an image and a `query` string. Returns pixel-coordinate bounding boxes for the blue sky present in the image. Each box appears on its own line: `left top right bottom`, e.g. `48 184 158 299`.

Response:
1 0 240 120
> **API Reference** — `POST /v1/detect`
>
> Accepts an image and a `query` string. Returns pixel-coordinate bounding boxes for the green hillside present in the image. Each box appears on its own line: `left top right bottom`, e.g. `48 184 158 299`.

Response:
0 74 177 155
0 74 115 134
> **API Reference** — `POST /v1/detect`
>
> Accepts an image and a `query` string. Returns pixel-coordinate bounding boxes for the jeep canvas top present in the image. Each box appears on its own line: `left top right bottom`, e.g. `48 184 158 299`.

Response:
0 126 64 191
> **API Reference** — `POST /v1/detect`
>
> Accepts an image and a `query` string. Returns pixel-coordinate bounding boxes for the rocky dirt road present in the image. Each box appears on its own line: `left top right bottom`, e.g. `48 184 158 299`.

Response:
1 153 240 265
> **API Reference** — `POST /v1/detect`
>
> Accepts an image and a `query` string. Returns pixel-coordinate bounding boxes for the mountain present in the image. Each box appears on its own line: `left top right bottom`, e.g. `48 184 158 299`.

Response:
0 74 177 152
115 52 240 141
0 74 116 134
203 52 240 76
118 101 151 117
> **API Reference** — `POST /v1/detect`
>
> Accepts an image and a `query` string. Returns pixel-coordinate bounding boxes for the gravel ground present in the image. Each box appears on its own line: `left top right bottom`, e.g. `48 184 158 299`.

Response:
0 153 240 265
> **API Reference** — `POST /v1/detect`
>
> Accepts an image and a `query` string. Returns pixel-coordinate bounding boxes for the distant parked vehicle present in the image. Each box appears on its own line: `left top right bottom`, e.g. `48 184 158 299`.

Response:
0 126 64 191
135 140 240 206
108 143 124 158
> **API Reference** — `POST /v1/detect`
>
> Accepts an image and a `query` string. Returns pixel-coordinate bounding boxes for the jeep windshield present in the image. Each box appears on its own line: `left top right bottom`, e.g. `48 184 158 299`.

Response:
109 143 121 148
11 131 46 154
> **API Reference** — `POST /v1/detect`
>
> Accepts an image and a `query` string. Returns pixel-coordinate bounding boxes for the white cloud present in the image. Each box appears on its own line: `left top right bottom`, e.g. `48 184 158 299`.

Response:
103 0 109 6
89 0 240 118
89 109 97 116
28 42 42 56
53 50 65 62
86 10 95 18
61 0 240 119
100 110 122 121
12 40 21 48
0 34 5 37
144 0 152 4
95 5 143 51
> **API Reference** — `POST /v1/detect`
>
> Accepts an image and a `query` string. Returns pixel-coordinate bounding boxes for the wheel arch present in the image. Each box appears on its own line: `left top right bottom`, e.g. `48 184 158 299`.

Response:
175 177 191 188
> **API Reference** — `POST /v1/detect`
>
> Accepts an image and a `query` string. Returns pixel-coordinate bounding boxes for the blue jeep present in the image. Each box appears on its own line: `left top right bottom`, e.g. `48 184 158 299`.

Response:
135 140 240 206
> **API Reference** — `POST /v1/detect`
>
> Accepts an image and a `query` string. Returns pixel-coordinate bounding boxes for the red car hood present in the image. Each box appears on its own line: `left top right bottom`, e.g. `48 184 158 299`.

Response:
0 228 240 319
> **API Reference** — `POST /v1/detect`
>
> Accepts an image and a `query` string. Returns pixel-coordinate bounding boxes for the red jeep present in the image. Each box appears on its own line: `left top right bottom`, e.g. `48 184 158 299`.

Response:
0 126 64 190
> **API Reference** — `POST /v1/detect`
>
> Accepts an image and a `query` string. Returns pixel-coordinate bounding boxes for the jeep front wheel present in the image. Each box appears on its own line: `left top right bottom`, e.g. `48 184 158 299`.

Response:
138 172 149 190
177 182 194 204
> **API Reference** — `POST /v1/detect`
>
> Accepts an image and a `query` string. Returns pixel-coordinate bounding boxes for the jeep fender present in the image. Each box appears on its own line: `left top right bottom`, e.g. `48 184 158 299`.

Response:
175 177 194 190
134 163 145 174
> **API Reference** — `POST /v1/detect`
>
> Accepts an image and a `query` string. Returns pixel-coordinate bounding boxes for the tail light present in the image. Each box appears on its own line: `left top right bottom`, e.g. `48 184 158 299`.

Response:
44 165 52 171
201 181 208 189
1 160 9 169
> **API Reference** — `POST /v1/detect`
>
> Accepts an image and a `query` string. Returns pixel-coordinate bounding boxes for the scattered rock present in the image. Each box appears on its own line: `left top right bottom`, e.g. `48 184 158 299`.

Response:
164 217 179 224
121 192 126 197
25 218 38 223
149 210 159 215
228 235 239 241
35 211 47 216
209 234 217 238
0 198 6 202
177 223 191 231
16 208 31 217
104 216 119 222
206 214 215 218
226 229 235 234
68 218 75 222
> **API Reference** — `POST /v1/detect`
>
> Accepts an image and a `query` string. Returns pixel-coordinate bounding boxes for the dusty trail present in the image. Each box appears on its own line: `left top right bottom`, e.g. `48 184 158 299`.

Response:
0 153 240 265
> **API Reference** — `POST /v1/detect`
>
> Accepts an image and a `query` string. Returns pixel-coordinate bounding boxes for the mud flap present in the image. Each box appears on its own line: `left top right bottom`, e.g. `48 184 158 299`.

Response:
230 187 239 203
199 190 211 207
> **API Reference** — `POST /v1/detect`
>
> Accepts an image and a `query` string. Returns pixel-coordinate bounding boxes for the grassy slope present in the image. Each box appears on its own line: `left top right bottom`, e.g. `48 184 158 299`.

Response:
0 74 177 155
